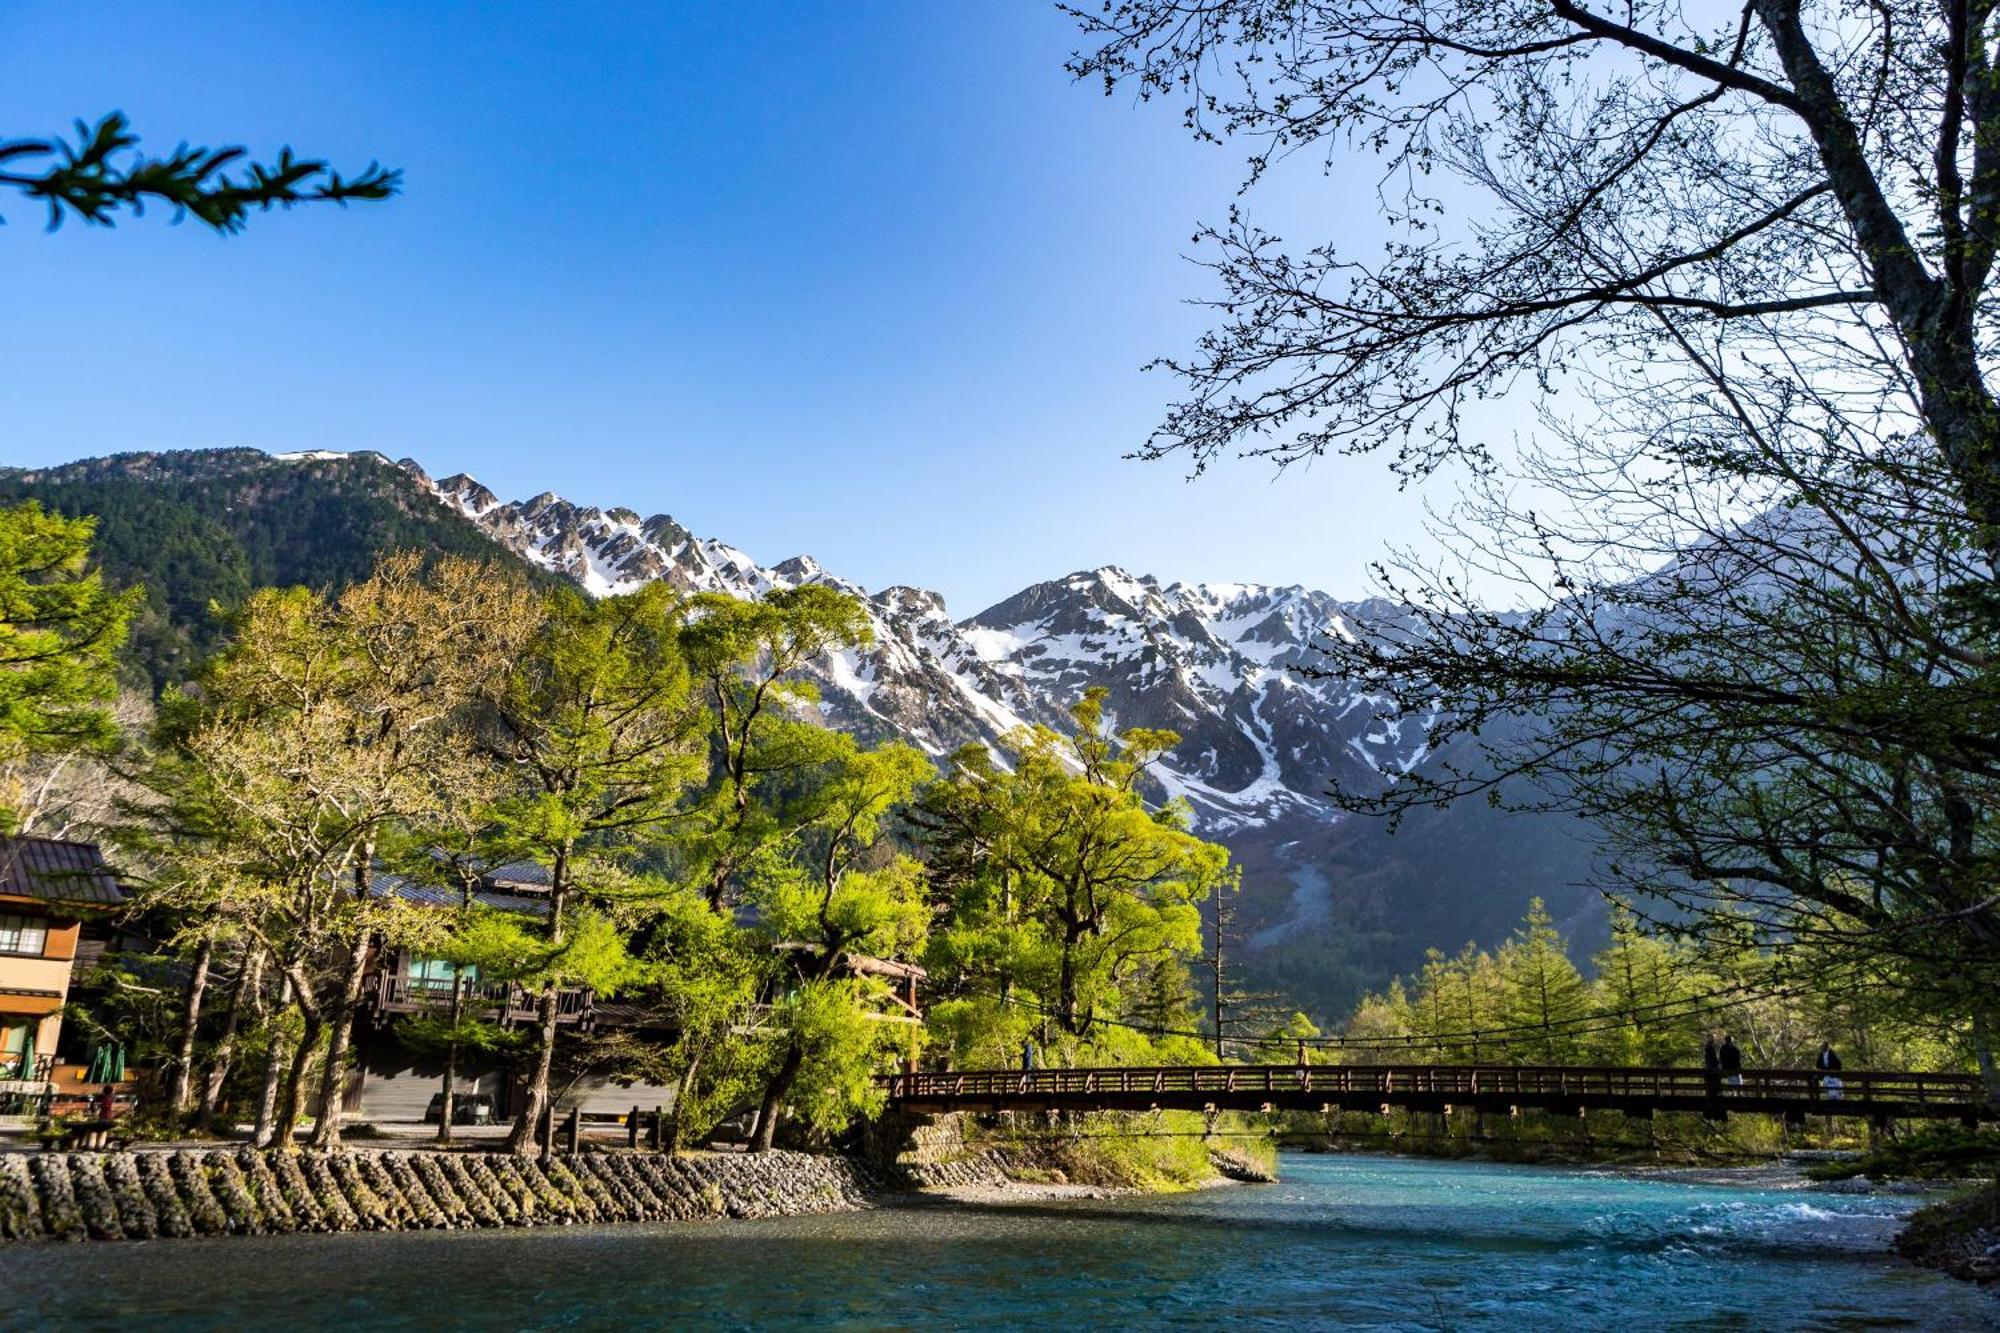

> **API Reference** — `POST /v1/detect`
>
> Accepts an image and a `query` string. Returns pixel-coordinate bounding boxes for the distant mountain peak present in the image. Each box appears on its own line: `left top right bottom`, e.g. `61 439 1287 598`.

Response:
401 459 1424 834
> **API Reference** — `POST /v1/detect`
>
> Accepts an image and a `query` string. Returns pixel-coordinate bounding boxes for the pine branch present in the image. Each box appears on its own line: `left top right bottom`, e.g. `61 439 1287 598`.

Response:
0 112 399 233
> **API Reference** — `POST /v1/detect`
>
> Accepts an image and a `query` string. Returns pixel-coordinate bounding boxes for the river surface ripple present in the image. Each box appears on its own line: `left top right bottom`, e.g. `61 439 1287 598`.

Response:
5 1152 1996 1331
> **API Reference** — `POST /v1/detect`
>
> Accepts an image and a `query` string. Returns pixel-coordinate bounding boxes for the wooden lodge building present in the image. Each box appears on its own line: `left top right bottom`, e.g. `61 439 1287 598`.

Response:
345 861 660 1124
0 836 129 1118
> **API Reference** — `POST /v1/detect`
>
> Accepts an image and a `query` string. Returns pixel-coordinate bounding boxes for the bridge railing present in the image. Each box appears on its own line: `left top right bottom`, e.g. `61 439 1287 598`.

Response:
882 1063 1989 1109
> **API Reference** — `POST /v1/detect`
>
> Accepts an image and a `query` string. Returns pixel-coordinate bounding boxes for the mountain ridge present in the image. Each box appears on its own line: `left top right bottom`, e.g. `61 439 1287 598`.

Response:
405 456 1434 834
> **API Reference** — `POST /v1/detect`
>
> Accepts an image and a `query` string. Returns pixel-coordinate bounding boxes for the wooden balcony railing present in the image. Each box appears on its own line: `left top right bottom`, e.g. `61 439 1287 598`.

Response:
0 1052 54 1086
371 972 592 1027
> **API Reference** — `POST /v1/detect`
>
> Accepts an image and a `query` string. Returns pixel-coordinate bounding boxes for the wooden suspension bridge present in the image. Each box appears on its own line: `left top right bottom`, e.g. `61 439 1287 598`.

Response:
883 1063 1998 1128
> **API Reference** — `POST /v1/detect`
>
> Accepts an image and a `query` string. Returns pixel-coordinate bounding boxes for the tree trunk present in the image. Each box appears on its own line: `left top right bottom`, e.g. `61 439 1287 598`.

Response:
1210 894 1226 1059
437 971 466 1145
250 974 295 1148
505 983 562 1157
308 935 375 1150
199 946 265 1133
506 871 568 1157
1974 1007 2000 1107
1057 918 1086 1036
665 1044 702 1154
750 1040 804 1154
268 1008 323 1152
168 937 214 1120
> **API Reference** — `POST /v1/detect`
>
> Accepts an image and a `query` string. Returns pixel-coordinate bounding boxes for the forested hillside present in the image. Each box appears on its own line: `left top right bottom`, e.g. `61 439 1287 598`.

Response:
0 450 546 687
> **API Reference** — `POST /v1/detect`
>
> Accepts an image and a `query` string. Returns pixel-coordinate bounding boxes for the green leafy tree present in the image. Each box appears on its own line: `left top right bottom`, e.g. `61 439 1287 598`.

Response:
1071 0 2000 1094
746 738 931 1151
1588 906 1709 1067
637 883 764 1152
678 584 873 909
921 687 1227 1063
1255 1010 1322 1064
1342 978 1415 1064
481 582 709 1156
127 555 535 1147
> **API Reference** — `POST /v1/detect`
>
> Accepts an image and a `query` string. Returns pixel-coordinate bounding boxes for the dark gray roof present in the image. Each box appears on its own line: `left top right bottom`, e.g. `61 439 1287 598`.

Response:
0 837 125 906
365 871 550 917
481 860 552 890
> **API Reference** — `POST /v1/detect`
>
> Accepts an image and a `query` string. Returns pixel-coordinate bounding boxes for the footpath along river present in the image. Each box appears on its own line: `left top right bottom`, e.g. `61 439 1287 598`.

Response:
4 1152 1996 1330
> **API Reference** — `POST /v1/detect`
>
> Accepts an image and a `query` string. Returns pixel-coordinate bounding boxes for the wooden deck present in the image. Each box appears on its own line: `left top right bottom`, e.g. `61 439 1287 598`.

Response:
884 1063 1997 1125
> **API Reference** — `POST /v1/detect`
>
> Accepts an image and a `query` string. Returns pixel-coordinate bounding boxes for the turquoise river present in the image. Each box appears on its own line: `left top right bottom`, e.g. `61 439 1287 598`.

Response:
5 1153 1996 1330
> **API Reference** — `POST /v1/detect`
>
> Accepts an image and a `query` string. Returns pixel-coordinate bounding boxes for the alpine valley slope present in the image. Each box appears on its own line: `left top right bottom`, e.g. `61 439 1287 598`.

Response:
411 459 1606 1014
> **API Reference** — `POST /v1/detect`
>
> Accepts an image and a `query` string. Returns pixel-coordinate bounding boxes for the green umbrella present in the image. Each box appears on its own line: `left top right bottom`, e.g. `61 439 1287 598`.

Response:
84 1042 123 1084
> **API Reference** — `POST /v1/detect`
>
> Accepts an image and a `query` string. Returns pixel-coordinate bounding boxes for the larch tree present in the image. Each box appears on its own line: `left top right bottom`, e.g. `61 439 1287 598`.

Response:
2 112 394 232
1588 905 1709 1067
745 737 932 1151
0 503 133 814
1496 900 1593 1064
921 688 1228 1060
482 582 710 1156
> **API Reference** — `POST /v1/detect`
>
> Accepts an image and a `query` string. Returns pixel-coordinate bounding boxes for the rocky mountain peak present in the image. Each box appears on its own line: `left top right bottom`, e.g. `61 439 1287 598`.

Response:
401 459 1425 838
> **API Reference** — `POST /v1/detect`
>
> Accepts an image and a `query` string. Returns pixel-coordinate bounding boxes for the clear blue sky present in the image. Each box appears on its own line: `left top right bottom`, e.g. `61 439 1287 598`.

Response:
1 2 1446 616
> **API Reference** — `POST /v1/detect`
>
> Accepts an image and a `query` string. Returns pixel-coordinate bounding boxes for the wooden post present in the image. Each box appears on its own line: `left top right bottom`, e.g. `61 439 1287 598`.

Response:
628 1104 641 1150
651 1105 665 1152
563 1108 580 1155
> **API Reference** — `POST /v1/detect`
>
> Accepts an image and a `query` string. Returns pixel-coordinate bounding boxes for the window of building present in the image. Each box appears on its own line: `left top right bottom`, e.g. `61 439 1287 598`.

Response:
408 956 477 991
0 914 48 956
0 1022 31 1079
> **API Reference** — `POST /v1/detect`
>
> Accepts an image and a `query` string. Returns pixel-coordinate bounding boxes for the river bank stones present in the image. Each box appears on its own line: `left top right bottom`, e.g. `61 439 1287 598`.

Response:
0 1147 870 1244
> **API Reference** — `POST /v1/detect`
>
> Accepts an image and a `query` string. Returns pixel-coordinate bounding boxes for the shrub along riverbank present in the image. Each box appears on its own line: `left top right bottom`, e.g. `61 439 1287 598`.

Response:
888 1111 1276 1194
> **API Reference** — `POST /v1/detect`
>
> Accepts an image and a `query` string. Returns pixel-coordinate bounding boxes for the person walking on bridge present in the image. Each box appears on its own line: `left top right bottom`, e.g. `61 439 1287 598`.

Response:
1021 1038 1039 1072
1719 1034 1743 1089
1703 1033 1721 1104
1816 1042 1844 1100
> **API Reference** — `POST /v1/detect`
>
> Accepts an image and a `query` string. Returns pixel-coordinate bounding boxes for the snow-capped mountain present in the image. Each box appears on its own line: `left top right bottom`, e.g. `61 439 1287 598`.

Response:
405 461 1432 834
396 456 1609 1015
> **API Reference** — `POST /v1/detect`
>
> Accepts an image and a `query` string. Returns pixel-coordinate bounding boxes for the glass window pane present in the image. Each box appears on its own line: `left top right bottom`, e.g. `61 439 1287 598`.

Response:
0 914 45 955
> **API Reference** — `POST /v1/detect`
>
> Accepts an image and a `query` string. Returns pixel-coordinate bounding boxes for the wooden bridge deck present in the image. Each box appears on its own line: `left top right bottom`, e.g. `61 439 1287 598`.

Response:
884 1063 1996 1125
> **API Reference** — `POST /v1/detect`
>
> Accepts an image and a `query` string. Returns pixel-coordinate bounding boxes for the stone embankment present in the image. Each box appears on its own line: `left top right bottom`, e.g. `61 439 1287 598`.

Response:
0 1148 869 1244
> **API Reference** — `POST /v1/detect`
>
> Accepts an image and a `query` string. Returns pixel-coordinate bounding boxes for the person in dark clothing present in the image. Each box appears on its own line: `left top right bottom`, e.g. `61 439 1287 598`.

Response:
1703 1034 1721 1102
1021 1039 1039 1072
1817 1042 1844 1099
1719 1034 1743 1088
